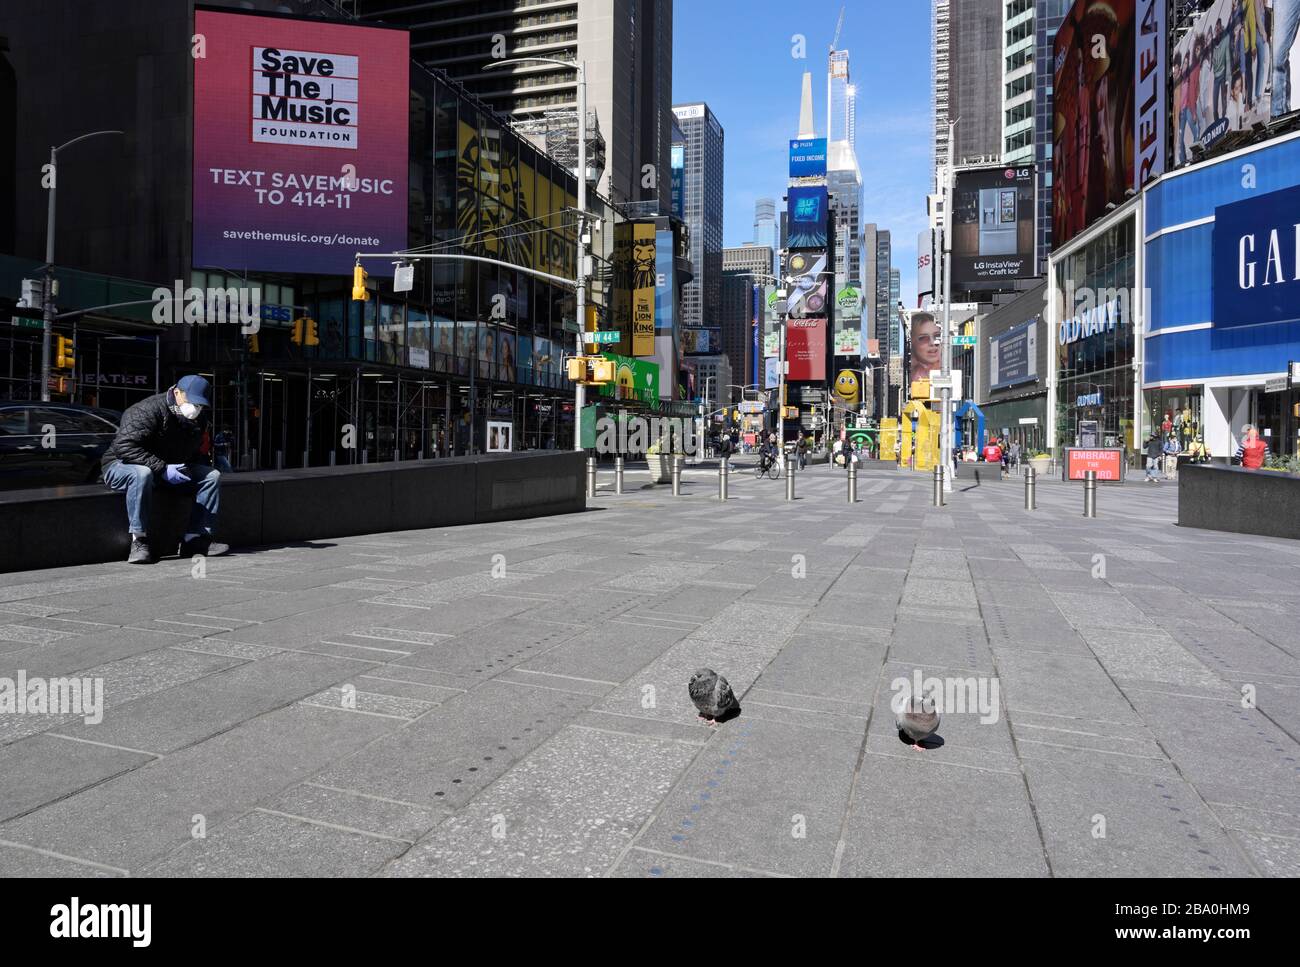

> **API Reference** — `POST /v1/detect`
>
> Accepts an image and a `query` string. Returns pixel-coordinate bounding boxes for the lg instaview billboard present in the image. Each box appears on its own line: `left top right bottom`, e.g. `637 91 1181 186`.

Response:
951 166 1035 289
192 8 410 276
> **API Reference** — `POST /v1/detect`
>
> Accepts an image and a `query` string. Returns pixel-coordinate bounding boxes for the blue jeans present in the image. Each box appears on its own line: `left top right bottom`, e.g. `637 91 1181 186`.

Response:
102 461 220 538
1275 0 1300 115
1145 457 1161 481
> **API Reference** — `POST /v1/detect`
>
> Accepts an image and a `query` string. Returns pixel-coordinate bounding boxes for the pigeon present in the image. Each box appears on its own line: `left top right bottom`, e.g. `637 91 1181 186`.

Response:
688 668 739 726
895 691 941 750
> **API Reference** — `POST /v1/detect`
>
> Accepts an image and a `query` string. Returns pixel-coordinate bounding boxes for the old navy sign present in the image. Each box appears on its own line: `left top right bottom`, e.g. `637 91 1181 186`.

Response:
1213 185 1300 330
1058 298 1125 345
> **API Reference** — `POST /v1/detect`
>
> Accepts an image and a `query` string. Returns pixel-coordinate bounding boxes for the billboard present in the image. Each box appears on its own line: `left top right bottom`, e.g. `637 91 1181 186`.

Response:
192 10 410 276
1053 0 1135 246
670 145 685 220
835 285 862 319
832 369 862 406
990 320 1039 390
1135 0 1166 186
785 319 826 381
764 355 781 389
613 221 656 355
682 328 722 354
1278 0 1300 118
597 353 660 403
783 251 829 317
951 166 1035 288
1213 183 1300 329
789 138 828 179
1172 0 1274 166
906 309 940 389
833 326 861 355
786 187 828 249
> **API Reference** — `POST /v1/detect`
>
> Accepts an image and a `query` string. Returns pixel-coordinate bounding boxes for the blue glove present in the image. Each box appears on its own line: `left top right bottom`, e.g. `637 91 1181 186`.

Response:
164 464 191 485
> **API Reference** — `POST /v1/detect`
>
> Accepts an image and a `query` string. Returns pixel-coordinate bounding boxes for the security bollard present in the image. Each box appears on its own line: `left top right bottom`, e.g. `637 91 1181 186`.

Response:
1024 466 1037 511
718 458 729 500
847 461 858 503
785 456 796 501
615 455 625 495
671 454 683 496
932 465 944 507
1083 469 1097 518
586 456 597 498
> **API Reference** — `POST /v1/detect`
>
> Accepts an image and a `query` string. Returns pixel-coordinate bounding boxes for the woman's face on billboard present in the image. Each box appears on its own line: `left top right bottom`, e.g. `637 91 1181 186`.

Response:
912 315 941 369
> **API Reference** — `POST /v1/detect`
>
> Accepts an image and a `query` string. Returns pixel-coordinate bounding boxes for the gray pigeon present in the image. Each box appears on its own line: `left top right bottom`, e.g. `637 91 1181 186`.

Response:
895 691 941 750
688 668 738 725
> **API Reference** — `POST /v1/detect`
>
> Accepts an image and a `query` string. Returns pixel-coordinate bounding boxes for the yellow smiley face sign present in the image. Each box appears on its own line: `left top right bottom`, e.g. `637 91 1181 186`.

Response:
833 369 860 405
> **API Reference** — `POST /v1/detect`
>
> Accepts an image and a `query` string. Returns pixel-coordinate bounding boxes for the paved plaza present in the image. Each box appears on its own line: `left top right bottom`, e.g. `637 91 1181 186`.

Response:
0 460 1297 877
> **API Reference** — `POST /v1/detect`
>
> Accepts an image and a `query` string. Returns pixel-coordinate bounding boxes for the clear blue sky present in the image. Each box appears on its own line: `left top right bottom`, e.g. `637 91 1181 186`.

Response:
672 0 933 306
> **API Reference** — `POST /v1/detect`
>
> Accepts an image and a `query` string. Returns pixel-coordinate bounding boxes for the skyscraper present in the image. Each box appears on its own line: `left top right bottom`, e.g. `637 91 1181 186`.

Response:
864 224 892 416
933 0 1003 185
722 244 773 391
889 269 901 355
356 0 673 210
672 102 724 330
753 198 779 275
1002 0 1035 164
826 47 862 290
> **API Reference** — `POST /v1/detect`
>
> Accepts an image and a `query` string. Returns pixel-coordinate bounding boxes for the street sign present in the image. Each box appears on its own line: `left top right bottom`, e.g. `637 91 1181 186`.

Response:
738 400 765 414
952 335 977 346
393 264 414 292
589 331 620 344
10 315 44 330
1265 376 1288 393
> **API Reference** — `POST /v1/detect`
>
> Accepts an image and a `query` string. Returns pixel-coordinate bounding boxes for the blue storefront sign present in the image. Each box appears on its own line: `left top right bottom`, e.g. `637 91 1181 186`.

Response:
789 138 827 179
1213 184 1300 331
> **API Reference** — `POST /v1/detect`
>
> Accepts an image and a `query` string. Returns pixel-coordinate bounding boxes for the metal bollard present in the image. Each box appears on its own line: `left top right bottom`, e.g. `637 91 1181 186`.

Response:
785 456 796 501
932 465 944 507
1024 466 1037 511
671 454 683 495
718 458 729 500
847 461 857 503
615 455 625 495
586 456 597 498
1083 469 1097 518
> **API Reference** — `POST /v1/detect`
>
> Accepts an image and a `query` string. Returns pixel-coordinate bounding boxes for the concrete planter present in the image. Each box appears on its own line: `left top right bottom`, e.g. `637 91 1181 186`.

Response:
1027 456 1052 476
1179 463 1300 540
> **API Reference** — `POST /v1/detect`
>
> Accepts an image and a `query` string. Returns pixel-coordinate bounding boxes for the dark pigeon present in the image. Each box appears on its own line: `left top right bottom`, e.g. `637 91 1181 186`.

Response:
896 691 941 750
688 668 738 725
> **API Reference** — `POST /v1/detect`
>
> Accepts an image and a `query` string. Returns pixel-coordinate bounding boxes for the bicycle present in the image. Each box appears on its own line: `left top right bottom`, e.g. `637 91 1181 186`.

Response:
754 454 780 479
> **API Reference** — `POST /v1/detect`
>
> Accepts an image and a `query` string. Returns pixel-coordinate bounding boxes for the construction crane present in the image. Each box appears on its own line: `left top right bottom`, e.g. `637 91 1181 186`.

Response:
830 4 845 53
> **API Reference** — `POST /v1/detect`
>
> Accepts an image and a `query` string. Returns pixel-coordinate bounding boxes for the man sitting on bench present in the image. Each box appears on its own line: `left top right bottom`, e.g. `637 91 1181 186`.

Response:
101 375 229 564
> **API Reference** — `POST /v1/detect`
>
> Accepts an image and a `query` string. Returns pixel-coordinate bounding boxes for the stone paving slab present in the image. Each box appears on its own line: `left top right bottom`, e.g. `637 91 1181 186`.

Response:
1 460 1297 877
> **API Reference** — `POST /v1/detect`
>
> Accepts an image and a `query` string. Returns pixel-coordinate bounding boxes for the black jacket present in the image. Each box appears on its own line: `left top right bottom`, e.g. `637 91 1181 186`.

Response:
1145 437 1163 461
102 390 208 474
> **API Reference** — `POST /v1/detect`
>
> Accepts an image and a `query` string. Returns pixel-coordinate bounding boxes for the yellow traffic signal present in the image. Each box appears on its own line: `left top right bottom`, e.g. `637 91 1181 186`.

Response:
247 331 260 354
290 317 320 346
352 264 369 302
291 318 303 344
306 318 319 346
565 356 615 384
589 358 614 384
55 335 74 370
566 357 586 381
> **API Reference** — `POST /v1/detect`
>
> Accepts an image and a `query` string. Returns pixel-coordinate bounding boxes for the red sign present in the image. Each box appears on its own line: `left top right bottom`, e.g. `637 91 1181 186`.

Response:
1065 448 1125 481
785 318 826 381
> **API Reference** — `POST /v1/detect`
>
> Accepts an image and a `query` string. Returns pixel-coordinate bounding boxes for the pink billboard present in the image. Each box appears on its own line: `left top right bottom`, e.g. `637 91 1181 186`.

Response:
192 9 409 275
785 318 826 382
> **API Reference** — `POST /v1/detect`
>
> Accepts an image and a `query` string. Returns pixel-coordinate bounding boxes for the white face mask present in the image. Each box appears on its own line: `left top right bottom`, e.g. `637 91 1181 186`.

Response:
179 401 200 420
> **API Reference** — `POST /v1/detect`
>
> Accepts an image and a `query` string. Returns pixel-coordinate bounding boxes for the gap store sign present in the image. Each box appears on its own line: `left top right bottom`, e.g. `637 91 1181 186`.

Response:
1213 184 1300 330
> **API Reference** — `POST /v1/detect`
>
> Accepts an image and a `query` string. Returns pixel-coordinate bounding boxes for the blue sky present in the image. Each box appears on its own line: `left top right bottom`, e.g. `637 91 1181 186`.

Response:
672 0 933 306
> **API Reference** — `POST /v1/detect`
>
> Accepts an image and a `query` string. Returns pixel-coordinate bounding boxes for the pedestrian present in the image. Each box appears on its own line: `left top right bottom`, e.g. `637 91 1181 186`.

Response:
797 434 808 470
101 375 230 564
982 436 1002 466
1144 429 1164 483
1234 423 1270 468
1162 432 1181 479
1009 440 1021 472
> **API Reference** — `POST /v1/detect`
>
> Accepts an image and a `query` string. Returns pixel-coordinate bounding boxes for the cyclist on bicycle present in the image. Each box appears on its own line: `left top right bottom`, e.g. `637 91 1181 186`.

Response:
758 438 776 474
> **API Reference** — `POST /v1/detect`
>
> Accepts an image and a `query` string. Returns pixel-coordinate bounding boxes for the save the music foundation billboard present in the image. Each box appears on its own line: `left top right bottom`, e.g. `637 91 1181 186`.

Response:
192 8 410 275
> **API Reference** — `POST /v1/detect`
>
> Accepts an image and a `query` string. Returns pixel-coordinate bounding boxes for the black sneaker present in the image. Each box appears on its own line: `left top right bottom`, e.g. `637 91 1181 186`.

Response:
127 538 155 564
179 536 230 558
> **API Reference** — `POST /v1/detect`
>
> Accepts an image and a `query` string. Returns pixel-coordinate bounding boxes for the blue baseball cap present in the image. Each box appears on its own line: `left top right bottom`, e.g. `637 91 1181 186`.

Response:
176 375 211 407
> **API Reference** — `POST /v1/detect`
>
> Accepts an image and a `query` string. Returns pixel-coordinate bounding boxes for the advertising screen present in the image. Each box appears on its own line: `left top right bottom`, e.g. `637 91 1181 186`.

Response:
1053 0 1135 247
1173 0 1274 166
192 9 410 276
785 319 826 381
787 187 828 249
1213 183 1300 329
597 353 659 403
682 328 721 354
670 145 685 220
783 251 829 317
951 166 1035 289
1065 447 1126 481
990 320 1039 389
789 138 828 179
833 326 861 355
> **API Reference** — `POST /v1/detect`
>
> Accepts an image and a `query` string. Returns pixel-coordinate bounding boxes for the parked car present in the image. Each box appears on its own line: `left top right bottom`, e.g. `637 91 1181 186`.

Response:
0 402 121 489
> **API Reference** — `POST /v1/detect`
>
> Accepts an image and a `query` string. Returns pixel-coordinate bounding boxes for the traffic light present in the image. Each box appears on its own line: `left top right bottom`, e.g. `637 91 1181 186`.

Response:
352 264 369 301
565 356 615 384
55 335 75 370
290 317 320 346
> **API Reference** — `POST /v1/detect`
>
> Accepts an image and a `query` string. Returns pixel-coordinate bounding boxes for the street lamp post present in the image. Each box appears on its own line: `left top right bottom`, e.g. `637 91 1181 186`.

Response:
939 119 957 493
483 56 588 451
41 129 124 402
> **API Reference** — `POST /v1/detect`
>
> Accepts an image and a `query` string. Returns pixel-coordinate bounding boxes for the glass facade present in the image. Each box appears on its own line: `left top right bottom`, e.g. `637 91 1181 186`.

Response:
1052 214 1137 456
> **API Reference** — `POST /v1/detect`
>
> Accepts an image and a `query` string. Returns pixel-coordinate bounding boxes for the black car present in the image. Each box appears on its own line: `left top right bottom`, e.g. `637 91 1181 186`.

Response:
0 402 121 489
